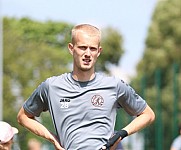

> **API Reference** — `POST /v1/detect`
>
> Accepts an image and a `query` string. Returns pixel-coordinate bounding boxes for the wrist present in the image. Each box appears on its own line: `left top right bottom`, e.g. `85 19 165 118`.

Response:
101 129 128 149
117 129 128 139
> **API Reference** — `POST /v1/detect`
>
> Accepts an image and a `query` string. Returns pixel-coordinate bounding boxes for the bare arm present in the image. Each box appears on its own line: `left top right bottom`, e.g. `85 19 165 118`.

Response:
109 105 155 150
17 107 65 150
123 104 155 135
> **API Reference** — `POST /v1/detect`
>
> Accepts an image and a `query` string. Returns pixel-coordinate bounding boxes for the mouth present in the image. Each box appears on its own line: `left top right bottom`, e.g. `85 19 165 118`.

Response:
83 59 91 64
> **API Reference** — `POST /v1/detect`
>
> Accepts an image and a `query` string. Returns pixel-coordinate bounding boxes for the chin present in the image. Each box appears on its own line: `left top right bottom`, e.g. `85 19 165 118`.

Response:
81 68 91 71
80 66 93 71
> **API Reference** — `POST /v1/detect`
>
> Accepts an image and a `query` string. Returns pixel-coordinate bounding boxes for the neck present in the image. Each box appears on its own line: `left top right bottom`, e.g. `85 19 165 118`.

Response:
72 70 95 82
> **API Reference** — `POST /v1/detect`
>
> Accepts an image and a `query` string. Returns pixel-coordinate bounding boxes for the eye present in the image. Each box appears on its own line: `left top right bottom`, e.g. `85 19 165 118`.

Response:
78 46 87 50
90 47 97 51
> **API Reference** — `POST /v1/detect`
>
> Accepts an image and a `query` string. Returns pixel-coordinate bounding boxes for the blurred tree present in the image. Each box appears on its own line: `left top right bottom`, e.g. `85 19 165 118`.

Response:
97 27 124 72
3 17 72 149
3 17 124 149
131 0 181 149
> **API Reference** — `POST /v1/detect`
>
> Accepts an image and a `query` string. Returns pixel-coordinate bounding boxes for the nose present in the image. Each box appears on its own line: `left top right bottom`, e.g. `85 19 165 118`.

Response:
85 47 91 56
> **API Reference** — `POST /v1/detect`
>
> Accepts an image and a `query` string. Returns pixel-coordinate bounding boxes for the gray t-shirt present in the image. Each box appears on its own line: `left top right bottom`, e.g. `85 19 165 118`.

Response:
24 72 146 150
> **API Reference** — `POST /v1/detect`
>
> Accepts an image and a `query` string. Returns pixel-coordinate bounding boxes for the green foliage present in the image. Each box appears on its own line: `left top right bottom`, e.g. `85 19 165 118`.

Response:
3 17 73 149
132 0 181 149
3 17 124 149
97 27 124 72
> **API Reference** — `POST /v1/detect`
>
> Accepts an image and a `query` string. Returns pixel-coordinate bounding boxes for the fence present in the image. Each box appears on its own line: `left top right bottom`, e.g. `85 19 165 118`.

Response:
115 63 180 150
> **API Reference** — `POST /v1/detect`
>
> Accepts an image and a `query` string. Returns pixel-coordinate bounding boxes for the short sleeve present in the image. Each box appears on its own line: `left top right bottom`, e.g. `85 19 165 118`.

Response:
23 80 49 117
117 79 147 116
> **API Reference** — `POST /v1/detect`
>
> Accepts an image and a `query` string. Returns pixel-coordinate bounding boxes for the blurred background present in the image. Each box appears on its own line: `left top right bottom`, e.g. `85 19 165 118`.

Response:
0 0 181 149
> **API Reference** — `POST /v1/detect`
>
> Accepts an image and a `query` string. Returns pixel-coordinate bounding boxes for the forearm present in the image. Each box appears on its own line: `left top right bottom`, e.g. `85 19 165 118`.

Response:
123 105 155 135
17 107 64 150
20 116 54 141
17 108 58 145
104 105 155 150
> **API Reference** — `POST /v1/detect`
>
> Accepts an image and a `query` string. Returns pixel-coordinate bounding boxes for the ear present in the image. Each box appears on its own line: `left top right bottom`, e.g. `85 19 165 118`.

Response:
68 43 74 55
97 46 102 57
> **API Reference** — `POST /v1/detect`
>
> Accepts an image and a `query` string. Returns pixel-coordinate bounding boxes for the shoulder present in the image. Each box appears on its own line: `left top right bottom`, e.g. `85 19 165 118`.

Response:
96 72 122 82
95 73 128 88
46 72 70 83
38 73 71 89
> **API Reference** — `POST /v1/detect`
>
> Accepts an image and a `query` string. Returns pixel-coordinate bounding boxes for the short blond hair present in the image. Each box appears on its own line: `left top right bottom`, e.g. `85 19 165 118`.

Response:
71 24 101 45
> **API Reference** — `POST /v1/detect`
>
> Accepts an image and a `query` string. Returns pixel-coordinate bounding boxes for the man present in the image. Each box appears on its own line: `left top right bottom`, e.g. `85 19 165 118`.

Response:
0 121 19 150
17 24 155 150
170 124 181 150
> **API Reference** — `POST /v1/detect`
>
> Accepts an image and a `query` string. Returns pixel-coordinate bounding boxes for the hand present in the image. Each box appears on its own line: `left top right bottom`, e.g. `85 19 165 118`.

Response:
100 130 128 150
49 132 65 150
53 140 65 150
101 138 121 150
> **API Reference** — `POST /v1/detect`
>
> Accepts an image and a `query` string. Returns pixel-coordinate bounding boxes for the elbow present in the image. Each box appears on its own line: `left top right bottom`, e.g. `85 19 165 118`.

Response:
149 110 155 124
17 107 29 126
150 113 155 123
142 105 156 125
17 110 23 126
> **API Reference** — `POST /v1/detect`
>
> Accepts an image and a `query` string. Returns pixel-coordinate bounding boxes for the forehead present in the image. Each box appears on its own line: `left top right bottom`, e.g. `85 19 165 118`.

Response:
74 31 100 46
